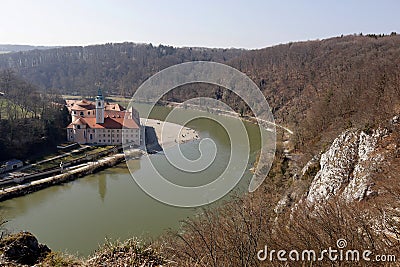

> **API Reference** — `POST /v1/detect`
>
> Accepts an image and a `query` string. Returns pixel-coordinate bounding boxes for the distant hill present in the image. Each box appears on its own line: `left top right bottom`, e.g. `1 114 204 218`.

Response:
0 44 58 54
0 43 244 96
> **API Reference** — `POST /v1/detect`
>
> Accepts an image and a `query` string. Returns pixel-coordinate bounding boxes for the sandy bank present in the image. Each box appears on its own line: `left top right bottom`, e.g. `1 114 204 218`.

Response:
140 118 200 150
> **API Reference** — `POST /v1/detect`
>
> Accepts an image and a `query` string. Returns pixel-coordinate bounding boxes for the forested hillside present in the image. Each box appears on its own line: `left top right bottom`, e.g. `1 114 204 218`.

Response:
0 35 399 266
0 43 244 96
0 34 399 154
231 34 400 153
0 44 56 54
0 70 69 161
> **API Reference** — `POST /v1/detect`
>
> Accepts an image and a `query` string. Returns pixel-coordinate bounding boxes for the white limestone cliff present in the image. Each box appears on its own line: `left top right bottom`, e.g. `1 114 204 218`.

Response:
306 128 387 203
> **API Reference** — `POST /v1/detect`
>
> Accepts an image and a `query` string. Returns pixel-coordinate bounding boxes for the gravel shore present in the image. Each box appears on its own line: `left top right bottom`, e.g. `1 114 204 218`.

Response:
140 118 200 149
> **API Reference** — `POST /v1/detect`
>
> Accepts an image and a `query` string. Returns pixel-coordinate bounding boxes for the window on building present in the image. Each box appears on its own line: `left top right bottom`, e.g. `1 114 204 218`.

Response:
77 125 80 129
80 111 84 116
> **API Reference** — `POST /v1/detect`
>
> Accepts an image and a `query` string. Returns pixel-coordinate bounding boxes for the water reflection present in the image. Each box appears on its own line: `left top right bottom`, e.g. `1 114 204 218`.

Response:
0 105 263 256
98 176 106 202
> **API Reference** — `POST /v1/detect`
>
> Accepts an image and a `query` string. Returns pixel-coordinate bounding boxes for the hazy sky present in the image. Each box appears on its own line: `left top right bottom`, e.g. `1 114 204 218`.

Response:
1 0 399 49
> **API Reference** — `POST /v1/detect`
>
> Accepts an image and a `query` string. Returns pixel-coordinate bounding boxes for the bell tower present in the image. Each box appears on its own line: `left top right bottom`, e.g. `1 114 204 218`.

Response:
95 88 104 124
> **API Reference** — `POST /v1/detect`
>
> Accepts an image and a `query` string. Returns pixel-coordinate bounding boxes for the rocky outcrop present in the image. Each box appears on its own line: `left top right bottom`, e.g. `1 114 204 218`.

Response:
306 128 387 203
0 232 51 265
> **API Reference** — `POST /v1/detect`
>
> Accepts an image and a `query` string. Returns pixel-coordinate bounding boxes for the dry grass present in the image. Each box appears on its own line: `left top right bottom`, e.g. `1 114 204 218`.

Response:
3 161 398 267
86 238 171 267
3 126 400 266
38 252 83 267
157 182 400 266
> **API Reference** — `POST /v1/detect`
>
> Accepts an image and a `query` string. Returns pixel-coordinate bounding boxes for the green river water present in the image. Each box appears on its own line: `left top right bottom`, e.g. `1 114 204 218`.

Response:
0 104 264 256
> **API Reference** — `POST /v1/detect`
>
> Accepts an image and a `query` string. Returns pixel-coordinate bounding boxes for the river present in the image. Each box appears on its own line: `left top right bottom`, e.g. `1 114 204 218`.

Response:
0 104 263 256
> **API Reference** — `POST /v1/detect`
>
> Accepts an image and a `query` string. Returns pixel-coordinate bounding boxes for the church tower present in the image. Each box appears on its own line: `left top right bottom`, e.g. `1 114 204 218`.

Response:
95 88 105 124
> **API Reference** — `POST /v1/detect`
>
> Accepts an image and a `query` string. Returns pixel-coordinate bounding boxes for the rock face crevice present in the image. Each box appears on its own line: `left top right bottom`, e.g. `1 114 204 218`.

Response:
306 128 387 203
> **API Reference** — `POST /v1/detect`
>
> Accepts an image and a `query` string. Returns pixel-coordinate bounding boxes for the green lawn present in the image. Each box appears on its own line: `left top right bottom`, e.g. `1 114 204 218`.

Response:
61 95 82 100
0 98 8 119
32 146 116 172
62 94 134 110
0 97 35 120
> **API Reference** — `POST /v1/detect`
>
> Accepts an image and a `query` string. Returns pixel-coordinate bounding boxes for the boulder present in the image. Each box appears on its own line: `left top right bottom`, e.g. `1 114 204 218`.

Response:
0 231 51 265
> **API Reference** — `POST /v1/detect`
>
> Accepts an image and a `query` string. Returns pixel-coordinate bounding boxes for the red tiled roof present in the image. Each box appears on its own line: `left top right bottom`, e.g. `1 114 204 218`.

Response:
66 99 126 112
75 99 92 106
70 104 96 111
104 110 126 118
67 117 139 129
105 103 126 111
71 118 86 125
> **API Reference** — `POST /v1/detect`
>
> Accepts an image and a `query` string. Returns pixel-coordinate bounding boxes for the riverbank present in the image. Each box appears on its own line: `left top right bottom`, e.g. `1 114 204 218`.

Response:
0 117 200 201
0 103 266 259
141 118 200 150
162 100 293 134
0 153 127 202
